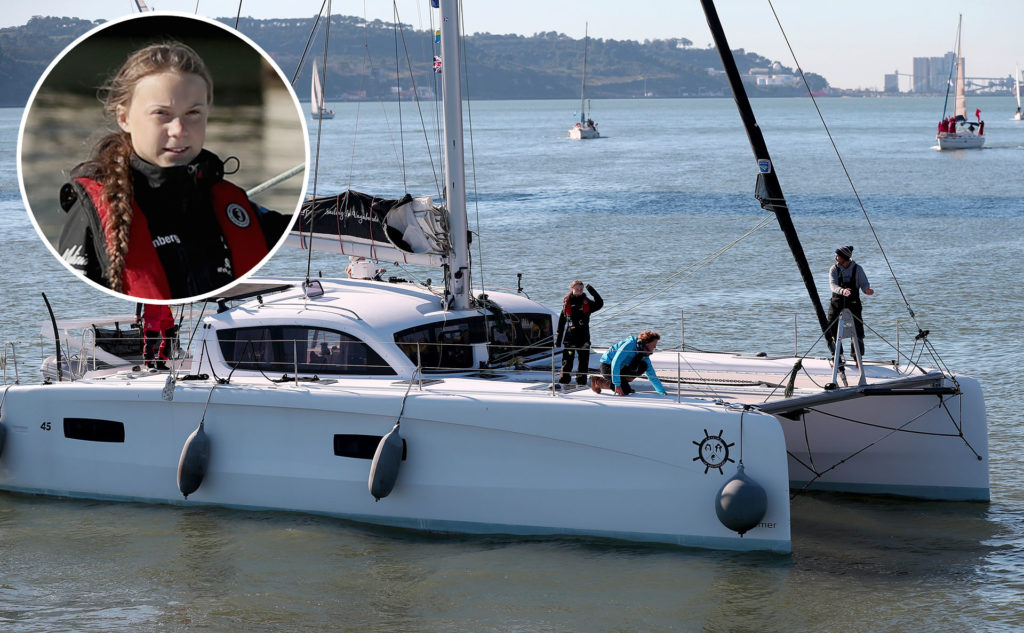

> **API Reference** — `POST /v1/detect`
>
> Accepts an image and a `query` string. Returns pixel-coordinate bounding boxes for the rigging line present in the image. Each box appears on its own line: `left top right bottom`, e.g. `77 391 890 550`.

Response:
459 0 486 298
393 12 442 199
595 214 776 323
789 401 955 494
391 2 407 192
233 0 241 29
288 1 327 85
941 17 961 121
592 213 777 326
306 0 332 284
943 394 982 458
181 301 209 369
766 0 922 331
803 401 958 437
346 2 371 192
858 318 938 376
429 9 444 198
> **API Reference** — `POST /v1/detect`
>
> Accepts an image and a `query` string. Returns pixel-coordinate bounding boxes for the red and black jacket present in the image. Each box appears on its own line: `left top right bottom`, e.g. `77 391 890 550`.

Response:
58 150 286 300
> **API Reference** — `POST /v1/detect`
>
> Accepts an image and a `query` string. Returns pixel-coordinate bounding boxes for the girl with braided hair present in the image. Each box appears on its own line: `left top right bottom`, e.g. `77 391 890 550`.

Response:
57 40 288 300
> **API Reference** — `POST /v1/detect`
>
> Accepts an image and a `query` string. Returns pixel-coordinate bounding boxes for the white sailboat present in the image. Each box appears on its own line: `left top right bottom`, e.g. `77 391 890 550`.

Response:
0 0 793 554
1013 64 1022 121
568 23 599 140
310 58 334 120
936 16 984 149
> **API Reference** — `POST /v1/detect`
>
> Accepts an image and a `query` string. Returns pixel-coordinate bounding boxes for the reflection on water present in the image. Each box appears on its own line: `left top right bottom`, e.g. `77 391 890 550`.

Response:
0 491 1007 632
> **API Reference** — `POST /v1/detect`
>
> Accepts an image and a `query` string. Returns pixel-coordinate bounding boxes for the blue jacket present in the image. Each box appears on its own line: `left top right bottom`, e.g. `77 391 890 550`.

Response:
600 335 667 395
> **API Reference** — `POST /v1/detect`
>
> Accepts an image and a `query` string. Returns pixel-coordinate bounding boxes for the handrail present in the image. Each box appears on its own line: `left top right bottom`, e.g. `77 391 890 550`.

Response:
680 308 906 361
3 342 20 385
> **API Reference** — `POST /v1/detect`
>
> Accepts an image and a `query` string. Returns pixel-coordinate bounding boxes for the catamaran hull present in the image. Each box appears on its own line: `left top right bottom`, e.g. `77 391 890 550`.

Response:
936 132 984 149
0 379 791 553
778 374 988 500
644 351 989 502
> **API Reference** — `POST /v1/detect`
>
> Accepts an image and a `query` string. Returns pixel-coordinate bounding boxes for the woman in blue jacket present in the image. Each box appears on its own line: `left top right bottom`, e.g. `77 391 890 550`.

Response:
590 329 668 396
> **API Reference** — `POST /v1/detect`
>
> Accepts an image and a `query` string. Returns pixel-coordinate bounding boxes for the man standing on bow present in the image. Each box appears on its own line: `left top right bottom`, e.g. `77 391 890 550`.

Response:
826 245 875 356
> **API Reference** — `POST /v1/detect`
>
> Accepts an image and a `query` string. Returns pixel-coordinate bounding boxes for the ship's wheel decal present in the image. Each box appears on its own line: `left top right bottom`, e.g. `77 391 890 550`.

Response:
693 429 735 475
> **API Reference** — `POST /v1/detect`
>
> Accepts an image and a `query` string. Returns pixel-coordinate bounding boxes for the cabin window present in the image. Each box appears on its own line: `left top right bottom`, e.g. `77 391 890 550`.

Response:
486 312 554 364
334 434 407 460
64 418 125 443
393 316 487 371
218 326 395 375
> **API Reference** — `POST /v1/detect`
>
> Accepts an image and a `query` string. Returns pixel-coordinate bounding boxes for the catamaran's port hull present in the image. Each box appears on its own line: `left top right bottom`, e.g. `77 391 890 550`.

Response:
0 378 791 553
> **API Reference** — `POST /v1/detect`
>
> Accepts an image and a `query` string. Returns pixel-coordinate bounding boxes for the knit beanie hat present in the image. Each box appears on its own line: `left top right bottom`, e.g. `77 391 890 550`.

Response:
835 245 854 259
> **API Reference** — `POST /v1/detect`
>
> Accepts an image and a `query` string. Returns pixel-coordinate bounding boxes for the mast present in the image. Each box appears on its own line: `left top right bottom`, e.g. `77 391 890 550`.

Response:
953 18 966 119
439 0 472 310
1016 64 1021 109
698 0 830 339
941 15 961 121
579 23 590 124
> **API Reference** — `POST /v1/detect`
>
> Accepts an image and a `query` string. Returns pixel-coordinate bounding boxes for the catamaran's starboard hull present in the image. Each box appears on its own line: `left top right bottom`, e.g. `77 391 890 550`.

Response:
644 350 989 501
0 378 791 553
779 374 988 500
937 132 984 149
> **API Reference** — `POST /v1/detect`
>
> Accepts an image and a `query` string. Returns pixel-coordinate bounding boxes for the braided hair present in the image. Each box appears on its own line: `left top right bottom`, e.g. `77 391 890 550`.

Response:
90 41 213 292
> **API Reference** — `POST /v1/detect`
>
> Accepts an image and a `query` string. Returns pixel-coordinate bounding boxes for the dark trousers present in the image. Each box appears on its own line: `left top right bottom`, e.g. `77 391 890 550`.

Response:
826 299 865 356
559 341 591 385
600 357 647 395
144 328 175 369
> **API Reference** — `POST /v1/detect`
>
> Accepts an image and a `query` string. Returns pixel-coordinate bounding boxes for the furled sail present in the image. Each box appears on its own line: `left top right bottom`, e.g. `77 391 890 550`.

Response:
286 190 449 266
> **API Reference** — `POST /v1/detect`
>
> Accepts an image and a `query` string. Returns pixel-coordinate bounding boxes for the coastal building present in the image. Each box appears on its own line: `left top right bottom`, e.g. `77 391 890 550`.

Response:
913 52 957 93
884 72 899 93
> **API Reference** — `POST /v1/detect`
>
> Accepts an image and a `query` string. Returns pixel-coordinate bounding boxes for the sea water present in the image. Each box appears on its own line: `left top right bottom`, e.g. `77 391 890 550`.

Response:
1 96 1022 632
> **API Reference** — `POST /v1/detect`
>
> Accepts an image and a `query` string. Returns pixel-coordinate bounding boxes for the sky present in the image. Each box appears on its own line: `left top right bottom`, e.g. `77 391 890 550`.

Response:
5 0 1024 90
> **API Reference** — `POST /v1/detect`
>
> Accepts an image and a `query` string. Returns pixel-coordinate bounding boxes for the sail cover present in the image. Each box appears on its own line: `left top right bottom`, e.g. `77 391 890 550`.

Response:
286 190 449 266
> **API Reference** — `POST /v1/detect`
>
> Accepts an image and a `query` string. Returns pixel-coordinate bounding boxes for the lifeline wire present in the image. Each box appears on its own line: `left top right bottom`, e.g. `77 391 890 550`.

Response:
594 213 777 326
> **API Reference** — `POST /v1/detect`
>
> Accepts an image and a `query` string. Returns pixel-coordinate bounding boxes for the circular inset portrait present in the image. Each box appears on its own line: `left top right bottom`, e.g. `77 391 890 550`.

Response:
19 11 308 303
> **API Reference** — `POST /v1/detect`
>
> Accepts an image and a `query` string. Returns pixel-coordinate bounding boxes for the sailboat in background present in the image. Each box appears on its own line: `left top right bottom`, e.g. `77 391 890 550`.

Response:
310 58 335 120
568 23 599 140
936 16 983 149
1013 64 1022 121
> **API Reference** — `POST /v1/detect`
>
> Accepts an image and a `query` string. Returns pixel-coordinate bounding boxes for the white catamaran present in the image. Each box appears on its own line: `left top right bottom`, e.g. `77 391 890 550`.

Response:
0 0 989 555
936 16 984 149
0 0 798 554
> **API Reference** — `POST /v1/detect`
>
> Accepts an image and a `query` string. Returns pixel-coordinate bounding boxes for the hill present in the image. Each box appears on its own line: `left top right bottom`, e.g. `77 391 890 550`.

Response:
0 14 829 106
